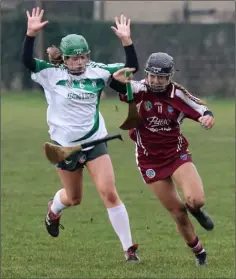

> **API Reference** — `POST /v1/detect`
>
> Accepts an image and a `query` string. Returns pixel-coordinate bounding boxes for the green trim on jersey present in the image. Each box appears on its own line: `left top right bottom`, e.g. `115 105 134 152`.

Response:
71 90 102 142
88 61 124 74
34 59 57 73
56 78 105 93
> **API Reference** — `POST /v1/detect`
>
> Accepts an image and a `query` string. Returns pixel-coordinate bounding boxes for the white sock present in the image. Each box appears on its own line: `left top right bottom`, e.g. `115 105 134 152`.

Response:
50 189 68 215
107 203 133 251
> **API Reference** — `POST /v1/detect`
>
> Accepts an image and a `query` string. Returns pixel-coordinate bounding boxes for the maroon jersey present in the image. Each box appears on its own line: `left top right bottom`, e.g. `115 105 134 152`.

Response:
119 80 209 183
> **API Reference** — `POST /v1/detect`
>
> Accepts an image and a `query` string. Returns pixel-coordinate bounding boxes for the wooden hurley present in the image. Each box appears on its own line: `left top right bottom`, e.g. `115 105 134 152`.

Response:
43 134 123 164
120 71 142 130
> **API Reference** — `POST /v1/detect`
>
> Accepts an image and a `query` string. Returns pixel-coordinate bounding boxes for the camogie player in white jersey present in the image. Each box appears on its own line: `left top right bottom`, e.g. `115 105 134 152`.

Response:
22 7 139 262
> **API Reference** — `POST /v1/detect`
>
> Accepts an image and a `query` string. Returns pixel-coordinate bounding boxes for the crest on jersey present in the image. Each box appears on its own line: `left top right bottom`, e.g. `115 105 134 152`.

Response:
92 81 97 87
78 153 87 164
180 154 188 161
144 101 152 111
146 169 156 178
167 105 174 113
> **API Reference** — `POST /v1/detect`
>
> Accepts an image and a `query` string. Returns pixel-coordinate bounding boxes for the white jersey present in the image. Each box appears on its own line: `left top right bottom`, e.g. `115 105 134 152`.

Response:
31 59 124 147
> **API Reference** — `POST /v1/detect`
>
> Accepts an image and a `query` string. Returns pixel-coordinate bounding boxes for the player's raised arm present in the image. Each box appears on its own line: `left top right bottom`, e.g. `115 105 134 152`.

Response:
111 15 139 71
21 7 49 71
109 15 139 92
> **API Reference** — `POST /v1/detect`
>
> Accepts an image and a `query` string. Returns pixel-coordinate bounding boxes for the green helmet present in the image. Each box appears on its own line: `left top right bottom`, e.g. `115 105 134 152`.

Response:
60 34 90 56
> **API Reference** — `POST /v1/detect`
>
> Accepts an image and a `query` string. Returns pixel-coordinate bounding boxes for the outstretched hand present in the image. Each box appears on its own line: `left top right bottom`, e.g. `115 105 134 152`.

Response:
26 7 49 36
111 15 132 46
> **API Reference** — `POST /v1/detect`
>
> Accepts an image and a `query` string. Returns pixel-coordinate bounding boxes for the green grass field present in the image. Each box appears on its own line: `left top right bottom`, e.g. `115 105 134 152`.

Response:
2 92 235 278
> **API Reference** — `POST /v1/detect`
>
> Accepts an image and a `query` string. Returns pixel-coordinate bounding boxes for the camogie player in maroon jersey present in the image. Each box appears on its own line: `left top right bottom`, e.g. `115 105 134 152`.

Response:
114 52 215 265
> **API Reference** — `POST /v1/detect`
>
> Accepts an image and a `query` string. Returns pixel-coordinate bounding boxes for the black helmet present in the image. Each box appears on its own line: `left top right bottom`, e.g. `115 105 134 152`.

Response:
145 52 175 92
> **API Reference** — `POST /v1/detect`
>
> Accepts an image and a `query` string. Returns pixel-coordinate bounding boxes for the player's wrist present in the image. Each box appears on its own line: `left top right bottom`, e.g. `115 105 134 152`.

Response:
26 30 37 37
121 37 132 46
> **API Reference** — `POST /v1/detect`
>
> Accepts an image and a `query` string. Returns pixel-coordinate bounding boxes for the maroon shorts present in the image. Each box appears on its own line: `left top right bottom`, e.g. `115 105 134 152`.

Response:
136 152 193 184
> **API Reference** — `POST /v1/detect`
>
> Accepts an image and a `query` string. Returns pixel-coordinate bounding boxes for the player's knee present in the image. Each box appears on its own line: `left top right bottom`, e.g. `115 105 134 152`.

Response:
107 192 119 204
187 196 205 209
69 197 82 206
194 197 205 209
100 189 119 205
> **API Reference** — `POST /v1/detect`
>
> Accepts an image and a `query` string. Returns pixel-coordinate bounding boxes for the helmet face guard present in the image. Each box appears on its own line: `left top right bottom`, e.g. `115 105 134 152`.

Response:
144 52 175 92
63 54 90 74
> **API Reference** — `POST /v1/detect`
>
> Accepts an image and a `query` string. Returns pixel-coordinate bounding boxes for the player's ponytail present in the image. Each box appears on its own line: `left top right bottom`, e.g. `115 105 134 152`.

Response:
46 46 63 66
171 81 206 105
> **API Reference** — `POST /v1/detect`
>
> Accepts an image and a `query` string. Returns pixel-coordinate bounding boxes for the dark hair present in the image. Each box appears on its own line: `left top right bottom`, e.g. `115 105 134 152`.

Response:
171 81 206 105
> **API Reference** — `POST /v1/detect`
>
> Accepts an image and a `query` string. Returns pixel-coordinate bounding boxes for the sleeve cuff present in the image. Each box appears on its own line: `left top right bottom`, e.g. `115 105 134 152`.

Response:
203 110 214 117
